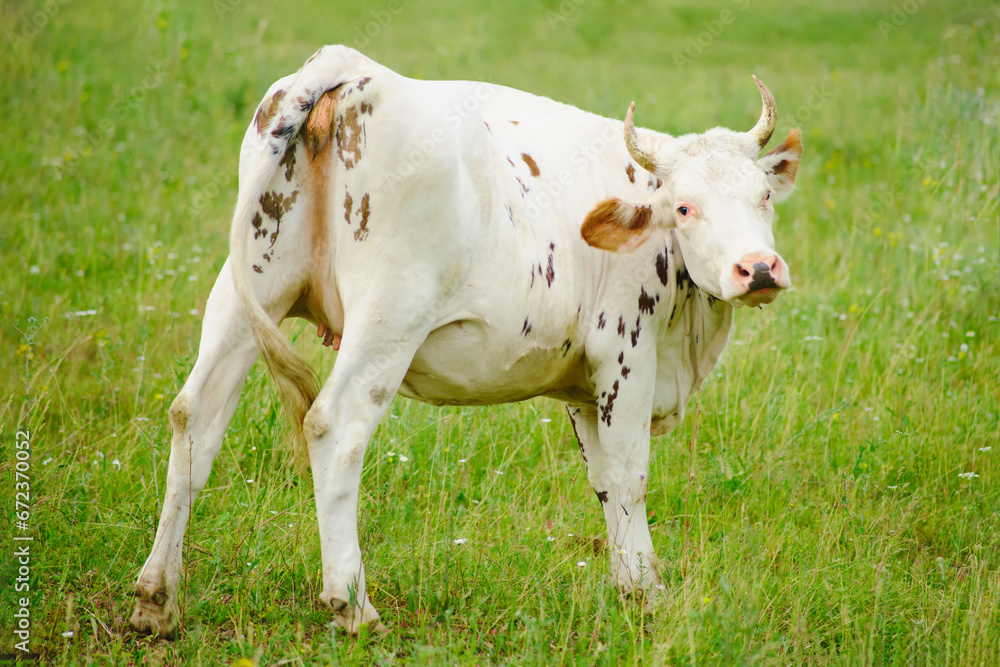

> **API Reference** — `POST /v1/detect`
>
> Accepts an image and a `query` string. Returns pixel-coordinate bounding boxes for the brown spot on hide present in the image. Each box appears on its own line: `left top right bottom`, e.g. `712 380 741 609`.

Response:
625 163 636 183
253 264 263 273
280 143 296 181
655 250 670 286
255 89 286 137
252 211 266 240
335 106 365 169
370 386 391 406
507 156 516 167
596 311 606 330
599 380 620 427
509 120 520 125
638 287 656 315
521 153 540 177
356 76 372 91
596 490 608 504
343 192 372 242
617 315 625 337
259 190 299 249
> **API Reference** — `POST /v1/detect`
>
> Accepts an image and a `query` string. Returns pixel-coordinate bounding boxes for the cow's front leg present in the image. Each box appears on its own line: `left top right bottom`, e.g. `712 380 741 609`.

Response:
131 261 259 638
568 393 663 602
304 321 424 634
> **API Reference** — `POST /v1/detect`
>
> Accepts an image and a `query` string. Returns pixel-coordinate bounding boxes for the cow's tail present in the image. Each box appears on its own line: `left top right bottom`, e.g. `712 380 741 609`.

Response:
228 46 361 472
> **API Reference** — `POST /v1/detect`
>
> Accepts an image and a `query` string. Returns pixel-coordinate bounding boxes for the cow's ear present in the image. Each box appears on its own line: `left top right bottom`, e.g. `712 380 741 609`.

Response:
581 198 656 253
758 128 803 201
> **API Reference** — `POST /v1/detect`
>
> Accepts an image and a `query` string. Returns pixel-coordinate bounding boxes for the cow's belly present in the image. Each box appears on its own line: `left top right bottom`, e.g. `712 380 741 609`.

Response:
398 319 586 406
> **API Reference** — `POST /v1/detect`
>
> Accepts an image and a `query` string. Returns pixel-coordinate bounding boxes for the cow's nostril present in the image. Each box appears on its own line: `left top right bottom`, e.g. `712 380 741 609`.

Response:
737 266 750 277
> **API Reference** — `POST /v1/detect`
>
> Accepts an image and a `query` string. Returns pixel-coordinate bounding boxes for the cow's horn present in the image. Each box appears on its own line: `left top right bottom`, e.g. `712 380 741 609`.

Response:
748 75 777 148
624 102 658 174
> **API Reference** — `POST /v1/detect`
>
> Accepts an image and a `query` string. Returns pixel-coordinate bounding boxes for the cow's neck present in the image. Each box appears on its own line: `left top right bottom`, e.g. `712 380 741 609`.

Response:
649 235 734 434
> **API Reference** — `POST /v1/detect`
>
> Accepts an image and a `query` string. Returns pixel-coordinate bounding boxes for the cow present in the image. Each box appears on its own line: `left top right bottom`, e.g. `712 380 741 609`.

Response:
130 45 803 638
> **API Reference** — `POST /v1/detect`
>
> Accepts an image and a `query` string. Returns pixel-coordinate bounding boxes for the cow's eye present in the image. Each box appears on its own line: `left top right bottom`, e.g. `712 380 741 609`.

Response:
765 191 771 201
677 206 690 216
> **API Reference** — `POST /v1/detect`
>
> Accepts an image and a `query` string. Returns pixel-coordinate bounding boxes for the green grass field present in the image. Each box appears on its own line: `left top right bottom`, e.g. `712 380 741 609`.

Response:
2 0 998 664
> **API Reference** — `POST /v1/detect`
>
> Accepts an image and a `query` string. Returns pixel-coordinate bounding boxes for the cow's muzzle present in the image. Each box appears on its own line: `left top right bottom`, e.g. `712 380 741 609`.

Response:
733 252 789 307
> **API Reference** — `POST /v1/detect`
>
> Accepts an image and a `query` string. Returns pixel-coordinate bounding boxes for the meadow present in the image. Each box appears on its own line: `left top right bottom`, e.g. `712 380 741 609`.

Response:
1 0 998 664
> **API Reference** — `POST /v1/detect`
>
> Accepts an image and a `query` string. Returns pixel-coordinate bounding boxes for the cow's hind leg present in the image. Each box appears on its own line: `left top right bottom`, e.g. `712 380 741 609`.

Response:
304 316 427 634
130 260 259 638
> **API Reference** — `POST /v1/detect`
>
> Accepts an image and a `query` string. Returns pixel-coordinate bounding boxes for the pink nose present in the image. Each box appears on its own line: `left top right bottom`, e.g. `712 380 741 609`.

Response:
733 252 787 294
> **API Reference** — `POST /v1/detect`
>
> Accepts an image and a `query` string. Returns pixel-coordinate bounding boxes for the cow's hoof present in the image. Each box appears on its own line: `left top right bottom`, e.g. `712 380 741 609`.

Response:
322 593 384 636
620 581 665 614
130 583 179 640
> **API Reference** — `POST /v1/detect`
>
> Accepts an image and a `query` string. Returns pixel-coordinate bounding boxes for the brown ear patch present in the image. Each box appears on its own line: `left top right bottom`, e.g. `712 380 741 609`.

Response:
764 128 803 181
581 198 653 252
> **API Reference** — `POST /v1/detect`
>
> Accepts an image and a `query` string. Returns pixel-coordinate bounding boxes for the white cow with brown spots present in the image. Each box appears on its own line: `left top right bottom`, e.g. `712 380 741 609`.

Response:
131 45 803 637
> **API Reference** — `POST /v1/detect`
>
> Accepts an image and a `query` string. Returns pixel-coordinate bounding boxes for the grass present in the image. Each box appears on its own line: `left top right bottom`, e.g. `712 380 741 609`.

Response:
1 0 998 664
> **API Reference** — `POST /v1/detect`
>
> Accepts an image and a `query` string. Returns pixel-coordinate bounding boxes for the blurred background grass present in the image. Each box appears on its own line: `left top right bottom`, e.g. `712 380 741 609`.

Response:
1 0 998 664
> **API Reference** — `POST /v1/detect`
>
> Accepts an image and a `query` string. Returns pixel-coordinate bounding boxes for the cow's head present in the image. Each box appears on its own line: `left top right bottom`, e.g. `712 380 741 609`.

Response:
581 77 803 308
